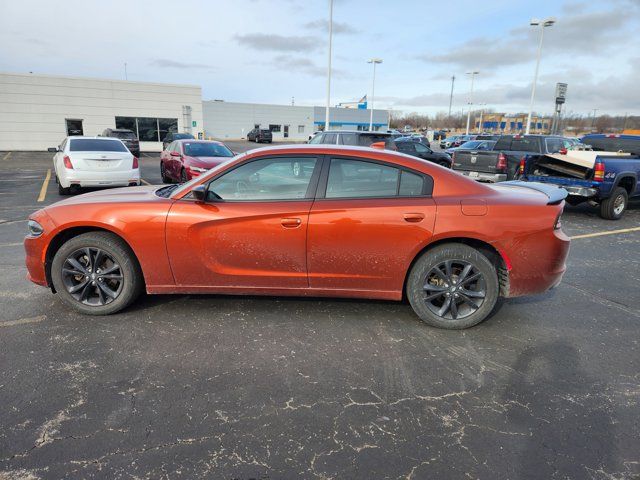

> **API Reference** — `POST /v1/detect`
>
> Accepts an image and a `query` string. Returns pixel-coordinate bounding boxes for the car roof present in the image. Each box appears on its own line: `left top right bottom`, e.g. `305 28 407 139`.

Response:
68 136 120 140
177 139 224 145
322 130 392 135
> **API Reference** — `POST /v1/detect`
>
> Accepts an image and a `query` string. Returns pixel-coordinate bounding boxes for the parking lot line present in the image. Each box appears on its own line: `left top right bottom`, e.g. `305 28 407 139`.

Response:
37 169 51 202
0 242 23 247
2 152 11 161
141 179 151 185
571 226 640 240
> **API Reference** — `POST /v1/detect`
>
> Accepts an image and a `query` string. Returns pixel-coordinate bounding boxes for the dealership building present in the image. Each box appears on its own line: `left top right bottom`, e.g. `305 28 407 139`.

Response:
0 72 390 151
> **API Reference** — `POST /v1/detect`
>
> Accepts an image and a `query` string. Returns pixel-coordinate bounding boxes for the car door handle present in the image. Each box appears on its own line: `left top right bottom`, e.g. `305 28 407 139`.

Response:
403 213 425 223
281 218 302 228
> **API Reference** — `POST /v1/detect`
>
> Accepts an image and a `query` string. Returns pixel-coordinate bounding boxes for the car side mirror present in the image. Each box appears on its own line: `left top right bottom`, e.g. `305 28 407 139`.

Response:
48 147 58 152
170 151 181 157
192 185 207 202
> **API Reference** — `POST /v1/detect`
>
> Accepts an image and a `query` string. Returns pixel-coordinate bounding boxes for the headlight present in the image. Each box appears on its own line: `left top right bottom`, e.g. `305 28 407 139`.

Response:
190 166 208 173
27 219 44 237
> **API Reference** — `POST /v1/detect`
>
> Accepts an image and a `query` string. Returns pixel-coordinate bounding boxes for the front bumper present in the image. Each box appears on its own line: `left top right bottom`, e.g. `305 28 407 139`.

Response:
24 211 57 288
457 170 507 183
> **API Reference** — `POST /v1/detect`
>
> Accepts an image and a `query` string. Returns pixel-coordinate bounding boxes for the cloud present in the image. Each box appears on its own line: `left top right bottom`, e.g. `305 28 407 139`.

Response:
149 59 214 70
267 55 348 78
423 6 634 69
235 33 319 52
304 19 359 35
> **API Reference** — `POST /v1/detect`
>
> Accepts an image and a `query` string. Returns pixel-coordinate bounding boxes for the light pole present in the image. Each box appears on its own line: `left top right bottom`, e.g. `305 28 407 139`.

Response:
525 17 555 135
448 75 455 117
465 71 479 135
324 0 334 132
368 58 382 131
477 103 487 133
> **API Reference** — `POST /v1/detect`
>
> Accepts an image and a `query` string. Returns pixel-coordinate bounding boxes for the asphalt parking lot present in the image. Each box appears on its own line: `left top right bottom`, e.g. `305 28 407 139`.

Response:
1 145 639 479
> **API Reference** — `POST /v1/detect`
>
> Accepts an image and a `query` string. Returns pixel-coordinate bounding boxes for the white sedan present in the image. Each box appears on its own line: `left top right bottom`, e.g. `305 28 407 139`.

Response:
49 137 141 195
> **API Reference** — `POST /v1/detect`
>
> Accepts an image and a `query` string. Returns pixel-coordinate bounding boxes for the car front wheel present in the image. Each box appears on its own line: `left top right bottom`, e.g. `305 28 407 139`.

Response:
51 232 144 315
406 243 499 329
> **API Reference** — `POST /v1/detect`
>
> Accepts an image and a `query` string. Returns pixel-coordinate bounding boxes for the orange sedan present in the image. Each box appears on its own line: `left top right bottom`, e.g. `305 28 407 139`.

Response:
24 145 570 329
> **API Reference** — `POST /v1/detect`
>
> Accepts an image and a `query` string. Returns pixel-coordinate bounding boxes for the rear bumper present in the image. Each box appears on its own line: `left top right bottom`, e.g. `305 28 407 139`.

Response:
506 228 571 297
457 170 507 183
63 169 141 187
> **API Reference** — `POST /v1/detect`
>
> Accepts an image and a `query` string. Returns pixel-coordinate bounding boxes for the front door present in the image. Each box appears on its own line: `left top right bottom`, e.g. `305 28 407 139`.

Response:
166 155 321 289
307 156 436 294
65 119 83 136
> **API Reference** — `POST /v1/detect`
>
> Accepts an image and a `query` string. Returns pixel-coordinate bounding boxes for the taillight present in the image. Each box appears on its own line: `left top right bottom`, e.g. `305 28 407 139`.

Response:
63 155 73 169
132 156 139 169
559 147 567 155
518 157 526 175
497 153 507 171
593 160 605 182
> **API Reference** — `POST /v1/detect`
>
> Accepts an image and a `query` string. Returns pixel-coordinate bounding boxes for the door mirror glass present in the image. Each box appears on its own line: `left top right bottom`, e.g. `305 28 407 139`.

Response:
48 147 58 152
170 151 181 157
192 185 206 201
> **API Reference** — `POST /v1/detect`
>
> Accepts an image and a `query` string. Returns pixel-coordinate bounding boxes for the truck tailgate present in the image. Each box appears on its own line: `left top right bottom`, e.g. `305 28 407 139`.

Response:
452 151 499 173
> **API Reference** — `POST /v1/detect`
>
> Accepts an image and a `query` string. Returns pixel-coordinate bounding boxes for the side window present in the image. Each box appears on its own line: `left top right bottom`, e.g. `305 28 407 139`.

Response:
207 157 317 201
494 137 512 150
339 133 358 145
399 171 424 196
397 143 415 153
323 133 337 144
326 158 399 198
545 138 563 153
415 143 430 153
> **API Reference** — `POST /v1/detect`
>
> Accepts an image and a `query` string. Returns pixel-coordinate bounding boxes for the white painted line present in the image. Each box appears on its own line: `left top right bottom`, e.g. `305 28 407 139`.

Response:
0 315 46 328
37 169 51 202
571 226 640 240
2 152 11 161
0 242 23 247
140 179 151 185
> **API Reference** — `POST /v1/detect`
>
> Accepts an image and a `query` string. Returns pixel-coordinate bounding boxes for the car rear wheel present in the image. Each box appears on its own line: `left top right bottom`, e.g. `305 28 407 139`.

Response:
438 161 450 168
406 243 499 329
599 187 628 220
51 232 143 315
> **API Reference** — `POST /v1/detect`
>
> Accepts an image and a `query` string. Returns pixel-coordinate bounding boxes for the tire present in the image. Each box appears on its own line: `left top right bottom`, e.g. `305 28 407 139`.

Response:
180 169 188 183
406 243 499 329
50 232 144 315
160 161 171 183
599 187 628 220
438 161 450 169
57 176 71 195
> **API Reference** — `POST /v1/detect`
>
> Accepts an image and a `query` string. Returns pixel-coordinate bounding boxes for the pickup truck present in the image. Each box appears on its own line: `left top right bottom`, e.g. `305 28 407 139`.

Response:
451 134 580 182
519 150 640 219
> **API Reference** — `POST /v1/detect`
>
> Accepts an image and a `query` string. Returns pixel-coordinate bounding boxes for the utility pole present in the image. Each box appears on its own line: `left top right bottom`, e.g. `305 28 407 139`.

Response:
591 108 599 130
324 0 334 131
124 62 128 81
525 17 555 134
465 71 479 135
368 58 383 131
448 75 455 117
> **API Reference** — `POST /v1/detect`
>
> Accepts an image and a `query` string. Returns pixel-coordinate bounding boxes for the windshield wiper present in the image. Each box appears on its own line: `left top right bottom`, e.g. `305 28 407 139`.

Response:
155 184 179 198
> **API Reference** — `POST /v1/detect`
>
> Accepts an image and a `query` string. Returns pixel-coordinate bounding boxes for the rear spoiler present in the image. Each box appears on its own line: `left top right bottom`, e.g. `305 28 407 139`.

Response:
501 180 568 205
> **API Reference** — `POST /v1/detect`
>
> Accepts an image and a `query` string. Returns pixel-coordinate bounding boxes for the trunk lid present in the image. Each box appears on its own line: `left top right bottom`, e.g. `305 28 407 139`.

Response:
69 152 133 172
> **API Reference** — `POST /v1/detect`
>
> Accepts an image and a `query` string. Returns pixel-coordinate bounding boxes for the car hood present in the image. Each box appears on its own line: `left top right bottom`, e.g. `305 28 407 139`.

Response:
189 156 234 168
48 185 164 208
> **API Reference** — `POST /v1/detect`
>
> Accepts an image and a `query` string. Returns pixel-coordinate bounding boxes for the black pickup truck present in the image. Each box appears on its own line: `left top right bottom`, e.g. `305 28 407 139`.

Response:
451 134 578 182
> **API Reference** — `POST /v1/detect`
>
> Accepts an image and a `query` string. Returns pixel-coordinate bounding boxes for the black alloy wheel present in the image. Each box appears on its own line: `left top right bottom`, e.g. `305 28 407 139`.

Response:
61 247 123 306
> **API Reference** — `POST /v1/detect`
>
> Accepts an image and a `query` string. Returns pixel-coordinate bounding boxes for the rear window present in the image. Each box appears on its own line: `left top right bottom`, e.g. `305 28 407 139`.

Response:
511 137 540 152
183 142 233 157
586 136 640 155
69 139 128 152
357 134 392 147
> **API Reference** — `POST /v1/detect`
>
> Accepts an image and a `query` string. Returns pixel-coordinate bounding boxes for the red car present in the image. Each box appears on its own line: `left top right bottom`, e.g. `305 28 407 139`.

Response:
160 139 234 183
24 145 570 329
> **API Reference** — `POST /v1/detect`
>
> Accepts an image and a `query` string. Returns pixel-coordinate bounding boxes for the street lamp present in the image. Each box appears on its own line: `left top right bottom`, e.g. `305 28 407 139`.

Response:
476 103 487 133
324 0 334 131
368 58 383 131
465 71 479 135
525 17 555 135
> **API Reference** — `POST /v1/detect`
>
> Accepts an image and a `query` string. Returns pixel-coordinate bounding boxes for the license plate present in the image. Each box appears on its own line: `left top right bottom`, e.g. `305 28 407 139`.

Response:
469 171 479 178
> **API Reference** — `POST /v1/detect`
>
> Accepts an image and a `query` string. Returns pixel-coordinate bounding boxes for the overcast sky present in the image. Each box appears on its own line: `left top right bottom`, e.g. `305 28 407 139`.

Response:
1 0 638 116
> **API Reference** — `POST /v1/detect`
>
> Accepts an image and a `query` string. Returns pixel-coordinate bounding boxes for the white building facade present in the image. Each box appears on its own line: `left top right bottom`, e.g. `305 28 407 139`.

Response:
0 72 203 151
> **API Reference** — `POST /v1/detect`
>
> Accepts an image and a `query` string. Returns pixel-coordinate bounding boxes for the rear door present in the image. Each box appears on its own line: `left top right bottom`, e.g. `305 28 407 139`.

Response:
307 156 436 295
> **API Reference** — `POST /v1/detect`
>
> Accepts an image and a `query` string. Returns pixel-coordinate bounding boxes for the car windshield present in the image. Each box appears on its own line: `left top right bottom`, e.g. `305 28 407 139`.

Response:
458 141 483 149
69 139 128 152
112 131 136 139
183 142 233 157
174 134 194 140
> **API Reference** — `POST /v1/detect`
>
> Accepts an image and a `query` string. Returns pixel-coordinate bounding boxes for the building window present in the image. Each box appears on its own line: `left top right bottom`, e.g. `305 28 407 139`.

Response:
115 116 178 142
269 124 281 133
298 125 305 133
357 125 367 131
